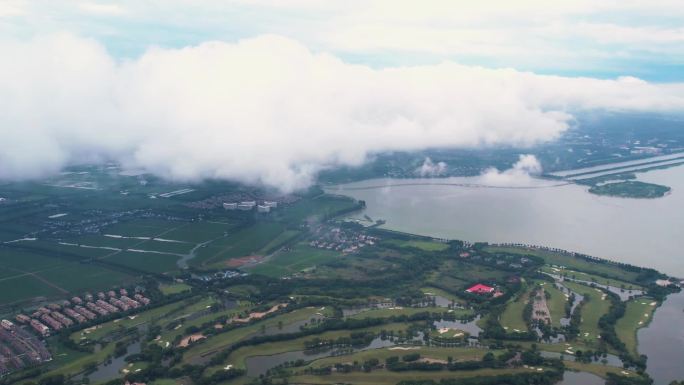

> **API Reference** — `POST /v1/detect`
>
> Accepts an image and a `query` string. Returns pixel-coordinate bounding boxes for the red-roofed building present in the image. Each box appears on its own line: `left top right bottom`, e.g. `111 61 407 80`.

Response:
465 284 495 294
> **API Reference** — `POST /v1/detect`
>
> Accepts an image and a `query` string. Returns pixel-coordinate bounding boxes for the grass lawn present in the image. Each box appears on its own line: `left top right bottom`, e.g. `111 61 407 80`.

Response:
541 266 644 291
71 297 208 342
182 307 337 364
151 379 185 385
203 322 412 374
192 222 286 268
307 346 490 369
278 195 359 222
104 250 180 274
564 361 636 379
543 283 568 327
248 243 341 277
500 287 531 332
0 274 57 305
160 282 193 295
484 246 640 283
387 239 449 252
615 298 657 356
348 306 470 320
289 367 547 385
24 338 118 382
157 303 254 346
162 221 236 243
104 219 180 238
257 230 302 254
563 282 612 347
36 262 135 293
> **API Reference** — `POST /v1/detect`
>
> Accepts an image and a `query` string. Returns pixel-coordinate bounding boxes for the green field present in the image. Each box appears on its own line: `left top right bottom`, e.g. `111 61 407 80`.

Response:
0 275 57 305
543 283 568 327
615 298 657 355
182 306 336 363
348 306 469 320
563 282 612 346
387 239 450 251
307 346 489 369
485 246 640 283
289 367 546 385
204 321 411 374
257 230 302 254
104 250 181 274
36 262 135 292
541 266 644 291
248 243 341 277
159 282 192 295
278 195 359 222
500 287 530 332
161 221 236 243
192 222 286 267
71 297 215 343
104 219 182 238
0 246 136 305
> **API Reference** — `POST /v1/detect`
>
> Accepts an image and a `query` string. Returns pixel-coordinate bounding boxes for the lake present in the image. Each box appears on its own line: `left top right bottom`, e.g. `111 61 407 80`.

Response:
327 165 684 277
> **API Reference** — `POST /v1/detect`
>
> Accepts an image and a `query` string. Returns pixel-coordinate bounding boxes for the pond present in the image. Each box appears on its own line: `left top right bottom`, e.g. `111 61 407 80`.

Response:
245 335 413 376
558 371 605 385
80 340 142 383
433 316 482 337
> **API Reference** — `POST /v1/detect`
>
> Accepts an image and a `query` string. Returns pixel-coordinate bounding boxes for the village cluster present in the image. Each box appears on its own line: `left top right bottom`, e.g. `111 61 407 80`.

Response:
11 288 151 337
193 270 248 282
0 320 51 377
308 226 379 253
0 287 153 376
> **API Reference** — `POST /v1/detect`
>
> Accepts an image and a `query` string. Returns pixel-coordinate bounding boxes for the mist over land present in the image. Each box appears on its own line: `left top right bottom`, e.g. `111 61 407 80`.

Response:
2 34 684 190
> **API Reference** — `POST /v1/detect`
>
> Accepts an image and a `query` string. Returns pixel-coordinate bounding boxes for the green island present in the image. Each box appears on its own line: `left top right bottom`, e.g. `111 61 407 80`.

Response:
0 167 681 385
588 181 671 199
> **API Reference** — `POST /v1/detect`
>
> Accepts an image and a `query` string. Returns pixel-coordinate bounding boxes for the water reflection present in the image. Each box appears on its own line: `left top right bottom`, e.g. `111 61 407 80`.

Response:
81 340 142 383
558 371 604 385
433 316 482 337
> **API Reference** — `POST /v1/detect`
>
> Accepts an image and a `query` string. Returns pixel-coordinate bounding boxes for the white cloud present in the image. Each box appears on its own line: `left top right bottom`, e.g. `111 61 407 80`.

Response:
480 154 543 186
415 158 447 177
78 2 126 16
4 1 684 74
0 0 26 18
1 34 683 191
574 23 684 45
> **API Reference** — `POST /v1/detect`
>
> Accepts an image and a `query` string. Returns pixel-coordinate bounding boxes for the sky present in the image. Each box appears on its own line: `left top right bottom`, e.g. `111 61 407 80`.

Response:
3 0 683 80
1 1 683 190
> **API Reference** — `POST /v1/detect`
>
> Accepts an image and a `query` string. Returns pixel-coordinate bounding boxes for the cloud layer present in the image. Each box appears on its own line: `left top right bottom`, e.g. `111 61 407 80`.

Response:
415 158 448 177
1 34 684 190
480 155 543 186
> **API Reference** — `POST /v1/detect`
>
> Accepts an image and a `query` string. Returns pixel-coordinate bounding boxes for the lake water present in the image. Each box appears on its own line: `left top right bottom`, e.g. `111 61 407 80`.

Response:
328 164 684 384
637 291 684 385
327 165 684 277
